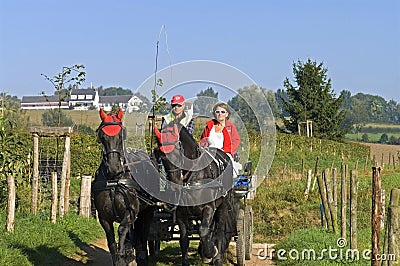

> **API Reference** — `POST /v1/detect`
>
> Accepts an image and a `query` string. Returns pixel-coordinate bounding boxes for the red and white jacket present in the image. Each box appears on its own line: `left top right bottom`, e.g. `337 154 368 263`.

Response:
199 119 240 155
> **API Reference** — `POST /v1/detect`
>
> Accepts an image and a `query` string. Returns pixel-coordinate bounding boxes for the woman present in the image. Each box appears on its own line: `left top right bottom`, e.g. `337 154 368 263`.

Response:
199 103 241 174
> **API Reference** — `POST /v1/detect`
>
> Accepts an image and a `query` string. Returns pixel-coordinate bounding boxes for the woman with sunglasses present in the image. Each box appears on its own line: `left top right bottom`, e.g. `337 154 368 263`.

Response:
162 94 194 136
199 103 241 174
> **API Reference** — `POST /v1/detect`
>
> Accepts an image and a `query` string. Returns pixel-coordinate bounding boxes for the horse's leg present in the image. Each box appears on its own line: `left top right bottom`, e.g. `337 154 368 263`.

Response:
176 217 190 266
211 202 230 266
117 215 130 257
99 218 118 265
134 205 153 266
199 205 218 260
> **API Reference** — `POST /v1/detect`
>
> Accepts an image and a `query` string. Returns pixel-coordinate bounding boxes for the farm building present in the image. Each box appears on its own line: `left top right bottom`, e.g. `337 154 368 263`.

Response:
21 88 146 112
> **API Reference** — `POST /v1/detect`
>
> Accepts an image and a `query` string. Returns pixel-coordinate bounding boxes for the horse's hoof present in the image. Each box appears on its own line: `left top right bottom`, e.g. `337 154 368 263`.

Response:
202 257 212 264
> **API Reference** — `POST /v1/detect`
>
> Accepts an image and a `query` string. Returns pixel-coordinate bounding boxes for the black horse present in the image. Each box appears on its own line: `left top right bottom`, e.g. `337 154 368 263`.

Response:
154 122 239 266
93 108 153 266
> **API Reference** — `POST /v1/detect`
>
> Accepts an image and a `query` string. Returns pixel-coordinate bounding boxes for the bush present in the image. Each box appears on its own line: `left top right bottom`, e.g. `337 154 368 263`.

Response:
361 133 369 142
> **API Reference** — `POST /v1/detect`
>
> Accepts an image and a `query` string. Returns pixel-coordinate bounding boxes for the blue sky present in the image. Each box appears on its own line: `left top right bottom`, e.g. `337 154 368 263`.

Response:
1 1 399 102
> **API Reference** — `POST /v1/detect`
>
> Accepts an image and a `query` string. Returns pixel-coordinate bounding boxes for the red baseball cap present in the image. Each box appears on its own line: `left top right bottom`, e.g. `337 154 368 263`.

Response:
171 94 185 104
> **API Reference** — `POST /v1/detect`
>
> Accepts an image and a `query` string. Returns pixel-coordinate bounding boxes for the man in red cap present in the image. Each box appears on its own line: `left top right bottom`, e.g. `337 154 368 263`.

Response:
161 94 194 135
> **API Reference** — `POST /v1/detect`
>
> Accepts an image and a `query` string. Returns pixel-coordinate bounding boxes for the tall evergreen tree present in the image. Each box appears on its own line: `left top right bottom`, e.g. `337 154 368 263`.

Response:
281 59 347 140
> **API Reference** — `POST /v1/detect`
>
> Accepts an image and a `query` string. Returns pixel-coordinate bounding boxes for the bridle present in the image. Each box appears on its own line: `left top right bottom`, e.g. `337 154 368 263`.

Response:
97 119 125 178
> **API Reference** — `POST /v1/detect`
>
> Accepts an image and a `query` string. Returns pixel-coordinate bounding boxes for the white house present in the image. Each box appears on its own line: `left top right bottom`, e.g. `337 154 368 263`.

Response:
69 89 99 110
21 88 146 112
98 95 145 113
21 95 69 110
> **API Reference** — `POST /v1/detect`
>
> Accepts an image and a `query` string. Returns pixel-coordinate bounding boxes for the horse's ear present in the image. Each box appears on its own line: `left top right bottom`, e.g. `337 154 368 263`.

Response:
153 125 161 141
117 108 123 120
99 108 107 121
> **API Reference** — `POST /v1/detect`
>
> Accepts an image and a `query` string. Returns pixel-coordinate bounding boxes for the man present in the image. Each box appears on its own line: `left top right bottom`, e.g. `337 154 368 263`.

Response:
162 94 194 136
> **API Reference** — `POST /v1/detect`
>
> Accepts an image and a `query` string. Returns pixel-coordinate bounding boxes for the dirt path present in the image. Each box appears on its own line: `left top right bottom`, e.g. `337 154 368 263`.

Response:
63 239 276 265
63 238 111 266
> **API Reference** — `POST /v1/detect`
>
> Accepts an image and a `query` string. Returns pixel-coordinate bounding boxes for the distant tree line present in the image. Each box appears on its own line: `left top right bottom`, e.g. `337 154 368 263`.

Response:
4 59 400 143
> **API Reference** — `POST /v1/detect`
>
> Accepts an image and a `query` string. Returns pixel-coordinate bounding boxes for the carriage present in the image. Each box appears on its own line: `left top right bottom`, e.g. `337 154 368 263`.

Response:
145 159 254 266
93 108 254 266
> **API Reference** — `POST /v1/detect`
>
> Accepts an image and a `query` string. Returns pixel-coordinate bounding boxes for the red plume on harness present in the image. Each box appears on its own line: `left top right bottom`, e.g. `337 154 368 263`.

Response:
99 108 123 136
154 123 179 154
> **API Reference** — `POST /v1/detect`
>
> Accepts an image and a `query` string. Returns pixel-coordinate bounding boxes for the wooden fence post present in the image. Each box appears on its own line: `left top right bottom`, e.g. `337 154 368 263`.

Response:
341 163 347 240
304 169 312 200
31 133 39 215
382 188 400 266
311 157 319 191
324 168 338 233
393 154 396 170
371 167 382 266
79 175 92 218
350 169 358 250
59 135 71 217
332 168 338 216
6 175 16 232
51 172 58 224
381 189 386 230
64 148 71 214
317 170 332 231
282 163 287 179
364 155 368 171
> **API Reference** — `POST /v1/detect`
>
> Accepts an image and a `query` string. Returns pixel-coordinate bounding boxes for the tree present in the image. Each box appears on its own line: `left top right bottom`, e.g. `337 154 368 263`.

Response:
281 59 347 140
41 109 73 127
361 133 369 142
41 65 86 126
228 85 276 131
193 87 219 116
98 86 133 96
379 133 388 144
276 89 289 117
0 93 30 129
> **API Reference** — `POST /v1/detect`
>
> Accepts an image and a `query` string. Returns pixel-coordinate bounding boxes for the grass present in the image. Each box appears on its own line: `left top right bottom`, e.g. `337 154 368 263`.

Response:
346 133 400 142
272 171 400 265
0 212 104 266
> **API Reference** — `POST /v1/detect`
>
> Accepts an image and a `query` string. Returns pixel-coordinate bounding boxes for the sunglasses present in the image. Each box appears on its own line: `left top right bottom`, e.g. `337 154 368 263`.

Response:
172 104 183 108
215 110 227 114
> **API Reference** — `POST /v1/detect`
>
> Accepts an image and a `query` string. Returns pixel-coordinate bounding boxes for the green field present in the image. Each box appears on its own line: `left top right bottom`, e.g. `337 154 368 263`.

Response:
345 123 400 143
346 132 400 142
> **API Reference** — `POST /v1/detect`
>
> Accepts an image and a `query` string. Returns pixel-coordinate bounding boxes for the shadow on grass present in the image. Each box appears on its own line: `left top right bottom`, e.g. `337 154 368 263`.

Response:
149 244 201 265
10 244 65 266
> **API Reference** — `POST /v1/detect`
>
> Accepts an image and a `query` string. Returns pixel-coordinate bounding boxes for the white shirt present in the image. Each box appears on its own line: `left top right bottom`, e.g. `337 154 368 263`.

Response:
207 126 224 149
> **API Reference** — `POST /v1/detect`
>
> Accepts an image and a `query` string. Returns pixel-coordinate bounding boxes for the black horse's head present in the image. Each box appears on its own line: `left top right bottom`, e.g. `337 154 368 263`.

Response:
153 121 217 187
97 108 125 179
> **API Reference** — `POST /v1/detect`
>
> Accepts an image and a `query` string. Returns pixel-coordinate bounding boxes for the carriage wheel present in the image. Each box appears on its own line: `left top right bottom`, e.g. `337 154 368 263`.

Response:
244 205 253 260
236 209 245 266
148 240 161 256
